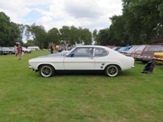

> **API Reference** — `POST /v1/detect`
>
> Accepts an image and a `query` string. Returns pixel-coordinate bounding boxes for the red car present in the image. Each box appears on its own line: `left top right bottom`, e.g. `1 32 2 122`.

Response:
136 44 163 63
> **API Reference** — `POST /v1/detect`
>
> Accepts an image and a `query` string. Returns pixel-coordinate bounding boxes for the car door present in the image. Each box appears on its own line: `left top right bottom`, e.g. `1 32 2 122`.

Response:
64 47 95 70
94 47 109 70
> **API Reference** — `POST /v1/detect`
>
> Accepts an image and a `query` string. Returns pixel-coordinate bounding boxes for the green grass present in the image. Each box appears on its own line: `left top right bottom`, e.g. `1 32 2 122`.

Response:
0 51 163 122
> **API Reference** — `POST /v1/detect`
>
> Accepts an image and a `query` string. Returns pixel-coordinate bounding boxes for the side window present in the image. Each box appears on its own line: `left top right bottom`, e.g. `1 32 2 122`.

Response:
145 45 161 51
72 47 93 57
160 46 163 51
95 48 108 57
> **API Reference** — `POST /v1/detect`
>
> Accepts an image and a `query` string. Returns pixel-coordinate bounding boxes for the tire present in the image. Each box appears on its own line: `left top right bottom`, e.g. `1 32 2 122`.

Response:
105 65 119 77
39 65 54 78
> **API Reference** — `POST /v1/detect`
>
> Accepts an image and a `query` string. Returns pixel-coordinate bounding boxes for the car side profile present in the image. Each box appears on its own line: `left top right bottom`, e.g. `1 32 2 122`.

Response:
136 44 163 63
29 45 135 78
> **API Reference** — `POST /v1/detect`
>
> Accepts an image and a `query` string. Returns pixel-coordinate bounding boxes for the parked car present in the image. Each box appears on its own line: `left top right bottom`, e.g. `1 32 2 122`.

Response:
29 45 135 78
132 45 148 60
27 46 40 51
22 47 31 53
136 44 163 63
117 45 132 53
112 46 120 50
123 45 139 56
8 47 15 54
0 47 9 55
153 51 163 64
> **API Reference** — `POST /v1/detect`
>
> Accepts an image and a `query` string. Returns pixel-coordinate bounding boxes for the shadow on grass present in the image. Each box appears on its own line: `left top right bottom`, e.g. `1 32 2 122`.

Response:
30 70 136 78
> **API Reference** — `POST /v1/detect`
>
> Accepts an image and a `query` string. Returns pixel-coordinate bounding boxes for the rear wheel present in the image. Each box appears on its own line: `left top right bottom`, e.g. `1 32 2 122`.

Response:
39 65 54 78
105 65 119 77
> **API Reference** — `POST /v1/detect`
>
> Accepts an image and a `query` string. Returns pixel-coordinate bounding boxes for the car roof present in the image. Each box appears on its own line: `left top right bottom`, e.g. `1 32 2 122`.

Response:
76 45 108 49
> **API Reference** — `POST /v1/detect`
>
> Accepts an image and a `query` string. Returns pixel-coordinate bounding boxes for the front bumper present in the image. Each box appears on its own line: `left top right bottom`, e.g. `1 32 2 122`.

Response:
29 65 38 72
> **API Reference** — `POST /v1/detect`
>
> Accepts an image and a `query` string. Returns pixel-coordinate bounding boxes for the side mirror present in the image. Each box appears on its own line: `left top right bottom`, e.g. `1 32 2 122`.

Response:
70 53 74 57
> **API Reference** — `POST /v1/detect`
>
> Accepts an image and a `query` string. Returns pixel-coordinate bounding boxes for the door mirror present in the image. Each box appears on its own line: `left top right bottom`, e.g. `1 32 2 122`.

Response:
70 53 74 57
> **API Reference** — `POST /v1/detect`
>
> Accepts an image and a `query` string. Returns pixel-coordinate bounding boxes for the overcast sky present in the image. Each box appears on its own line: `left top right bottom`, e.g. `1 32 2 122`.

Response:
0 0 122 31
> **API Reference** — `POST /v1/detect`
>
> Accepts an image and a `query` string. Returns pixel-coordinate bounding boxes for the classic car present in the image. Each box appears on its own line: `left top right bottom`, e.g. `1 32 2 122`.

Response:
153 52 163 64
29 45 135 78
135 44 163 63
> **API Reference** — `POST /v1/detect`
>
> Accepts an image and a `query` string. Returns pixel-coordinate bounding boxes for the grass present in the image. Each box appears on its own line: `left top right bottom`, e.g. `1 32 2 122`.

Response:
0 51 163 122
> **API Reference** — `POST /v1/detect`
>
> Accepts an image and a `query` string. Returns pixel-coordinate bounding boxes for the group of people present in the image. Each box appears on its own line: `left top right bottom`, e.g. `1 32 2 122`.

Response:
50 42 72 54
50 42 67 54
50 42 55 54
14 43 22 60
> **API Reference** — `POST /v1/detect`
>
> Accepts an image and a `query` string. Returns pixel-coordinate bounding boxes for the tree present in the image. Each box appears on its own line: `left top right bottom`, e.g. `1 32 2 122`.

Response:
79 28 92 45
100 0 163 45
27 24 47 49
97 28 110 45
59 26 71 44
92 29 98 44
59 26 92 45
110 15 130 45
122 0 163 44
47 28 60 45
0 12 21 46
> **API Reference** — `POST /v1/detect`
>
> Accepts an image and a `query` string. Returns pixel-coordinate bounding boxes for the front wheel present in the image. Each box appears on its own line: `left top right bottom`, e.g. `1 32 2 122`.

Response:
105 65 119 77
39 65 54 78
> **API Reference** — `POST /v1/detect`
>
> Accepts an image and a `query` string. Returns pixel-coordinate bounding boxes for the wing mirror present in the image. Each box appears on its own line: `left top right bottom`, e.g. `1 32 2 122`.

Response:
70 53 74 57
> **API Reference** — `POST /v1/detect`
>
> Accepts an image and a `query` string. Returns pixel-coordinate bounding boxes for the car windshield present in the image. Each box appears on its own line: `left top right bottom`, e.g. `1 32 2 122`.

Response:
127 46 139 53
65 47 76 56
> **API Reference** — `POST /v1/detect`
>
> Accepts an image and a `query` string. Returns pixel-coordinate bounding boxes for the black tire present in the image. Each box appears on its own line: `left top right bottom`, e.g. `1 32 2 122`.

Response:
39 65 54 78
105 65 119 77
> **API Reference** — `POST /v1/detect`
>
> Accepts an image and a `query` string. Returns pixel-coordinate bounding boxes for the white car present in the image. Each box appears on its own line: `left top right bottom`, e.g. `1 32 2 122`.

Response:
29 45 134 78
22 47 32 53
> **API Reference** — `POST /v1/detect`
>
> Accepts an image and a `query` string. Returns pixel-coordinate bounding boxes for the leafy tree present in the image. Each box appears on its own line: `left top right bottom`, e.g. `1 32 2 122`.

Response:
0 12 21 46
92 29 98 44
59 26 92 45
99 0 163 45
47 28 60 45
122 0 163 44
27 24 47 49
97 28 110 45
69 26 80 44
59 26 71 44
110 15 129 45
79 28 92 45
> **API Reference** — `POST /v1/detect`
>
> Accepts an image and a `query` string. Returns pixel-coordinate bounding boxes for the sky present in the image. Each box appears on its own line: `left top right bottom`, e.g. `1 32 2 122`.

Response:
0 0 123 32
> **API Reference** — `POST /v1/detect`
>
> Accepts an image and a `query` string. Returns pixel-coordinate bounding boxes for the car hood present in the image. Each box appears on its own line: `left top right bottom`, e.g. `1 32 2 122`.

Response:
29 52 67 63
37 51 69 58
38 54 64 58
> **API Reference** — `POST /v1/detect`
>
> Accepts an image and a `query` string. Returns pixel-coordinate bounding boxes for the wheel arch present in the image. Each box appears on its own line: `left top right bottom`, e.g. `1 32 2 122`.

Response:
104 64 122 71
38 63 55 71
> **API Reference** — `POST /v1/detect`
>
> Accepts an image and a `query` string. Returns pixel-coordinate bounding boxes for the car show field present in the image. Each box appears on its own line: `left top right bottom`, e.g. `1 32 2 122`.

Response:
0 50 163 122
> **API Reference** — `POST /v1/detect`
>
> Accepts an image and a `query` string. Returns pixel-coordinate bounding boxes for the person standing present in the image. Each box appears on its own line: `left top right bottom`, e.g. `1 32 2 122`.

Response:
17 44 22 60
50 42 54 54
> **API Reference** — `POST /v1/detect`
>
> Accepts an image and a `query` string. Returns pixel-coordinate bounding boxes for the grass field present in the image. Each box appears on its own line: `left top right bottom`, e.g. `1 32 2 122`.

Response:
0 51 163 122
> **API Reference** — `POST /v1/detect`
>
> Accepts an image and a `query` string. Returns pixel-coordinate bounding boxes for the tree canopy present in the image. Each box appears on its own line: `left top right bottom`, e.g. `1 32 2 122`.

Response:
1 0 163 48
97 0 163 45
0 12 21 46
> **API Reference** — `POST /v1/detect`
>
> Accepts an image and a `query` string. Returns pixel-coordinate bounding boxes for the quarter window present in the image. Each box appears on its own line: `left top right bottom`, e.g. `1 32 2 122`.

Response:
95 48 108 57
